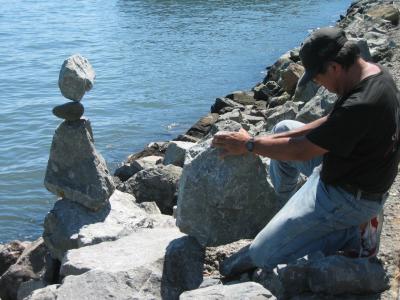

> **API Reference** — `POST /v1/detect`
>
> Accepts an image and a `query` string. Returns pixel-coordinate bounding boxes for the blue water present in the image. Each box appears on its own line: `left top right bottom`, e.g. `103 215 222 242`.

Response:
0 0 351 243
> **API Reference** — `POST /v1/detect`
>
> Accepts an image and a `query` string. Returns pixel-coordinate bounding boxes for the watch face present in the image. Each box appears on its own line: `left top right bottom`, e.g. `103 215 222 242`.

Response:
246 139 254 152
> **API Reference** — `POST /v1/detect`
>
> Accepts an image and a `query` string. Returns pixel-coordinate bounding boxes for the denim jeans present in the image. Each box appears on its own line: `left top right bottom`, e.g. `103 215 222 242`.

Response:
249 120 385 269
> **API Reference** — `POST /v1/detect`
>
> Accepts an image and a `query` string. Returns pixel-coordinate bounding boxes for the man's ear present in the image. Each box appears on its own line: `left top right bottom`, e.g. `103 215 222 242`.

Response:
330 62 342 75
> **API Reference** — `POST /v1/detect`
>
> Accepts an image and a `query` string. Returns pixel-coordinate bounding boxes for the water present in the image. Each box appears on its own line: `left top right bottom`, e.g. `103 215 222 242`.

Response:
0 0 351 243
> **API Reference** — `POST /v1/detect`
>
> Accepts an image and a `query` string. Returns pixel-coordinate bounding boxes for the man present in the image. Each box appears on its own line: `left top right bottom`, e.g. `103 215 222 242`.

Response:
212 27 400 276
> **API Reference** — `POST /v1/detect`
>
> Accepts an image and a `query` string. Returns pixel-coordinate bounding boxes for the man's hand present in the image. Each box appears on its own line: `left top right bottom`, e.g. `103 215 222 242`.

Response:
211 128 252 158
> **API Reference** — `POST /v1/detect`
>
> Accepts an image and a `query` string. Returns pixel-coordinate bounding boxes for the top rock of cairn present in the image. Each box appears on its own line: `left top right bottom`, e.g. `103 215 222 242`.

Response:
58 54 95 101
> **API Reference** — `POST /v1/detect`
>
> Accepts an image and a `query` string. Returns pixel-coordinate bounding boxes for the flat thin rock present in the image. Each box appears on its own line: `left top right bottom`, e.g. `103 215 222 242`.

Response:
52 102 84 121
58 54 95 101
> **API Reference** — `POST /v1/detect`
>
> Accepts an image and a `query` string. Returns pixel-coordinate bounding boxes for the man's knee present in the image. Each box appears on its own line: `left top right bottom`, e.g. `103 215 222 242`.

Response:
272 120 305 134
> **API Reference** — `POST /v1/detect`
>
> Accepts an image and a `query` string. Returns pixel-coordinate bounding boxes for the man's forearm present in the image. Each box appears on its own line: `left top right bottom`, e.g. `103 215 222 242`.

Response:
271 116 328 139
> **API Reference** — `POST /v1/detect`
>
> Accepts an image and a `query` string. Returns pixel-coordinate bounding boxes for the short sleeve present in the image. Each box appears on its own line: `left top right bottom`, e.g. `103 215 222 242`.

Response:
306 104 372 157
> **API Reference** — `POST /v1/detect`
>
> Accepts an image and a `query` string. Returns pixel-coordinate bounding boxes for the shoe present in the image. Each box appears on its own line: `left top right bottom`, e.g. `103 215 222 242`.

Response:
219 245 256 278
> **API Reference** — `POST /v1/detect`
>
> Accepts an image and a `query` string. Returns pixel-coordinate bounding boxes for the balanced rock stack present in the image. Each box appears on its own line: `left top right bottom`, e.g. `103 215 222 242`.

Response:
44 54 115 211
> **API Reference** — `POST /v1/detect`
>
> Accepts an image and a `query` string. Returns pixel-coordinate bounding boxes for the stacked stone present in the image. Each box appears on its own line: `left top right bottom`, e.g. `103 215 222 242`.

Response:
44 54 115 212
52 54 94 121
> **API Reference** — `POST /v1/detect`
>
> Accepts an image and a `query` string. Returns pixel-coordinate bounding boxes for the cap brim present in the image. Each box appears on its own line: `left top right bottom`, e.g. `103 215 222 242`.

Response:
297 69 315 87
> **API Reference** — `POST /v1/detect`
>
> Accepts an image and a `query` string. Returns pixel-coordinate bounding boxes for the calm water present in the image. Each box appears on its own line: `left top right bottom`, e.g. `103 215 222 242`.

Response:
0 0 351 243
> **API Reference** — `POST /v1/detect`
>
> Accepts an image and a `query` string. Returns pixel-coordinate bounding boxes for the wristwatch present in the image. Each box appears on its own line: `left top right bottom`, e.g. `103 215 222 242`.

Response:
245 137 255 152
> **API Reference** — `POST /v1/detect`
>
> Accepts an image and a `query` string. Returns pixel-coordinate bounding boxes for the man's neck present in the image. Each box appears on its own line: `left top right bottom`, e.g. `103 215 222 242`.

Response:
340 58 380 95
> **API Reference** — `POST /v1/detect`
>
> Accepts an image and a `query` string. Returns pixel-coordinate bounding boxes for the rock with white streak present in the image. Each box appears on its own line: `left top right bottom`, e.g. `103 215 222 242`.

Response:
177 138 278 247
43 190 155 260
180 282 276 300
58 54 95 101
115 155 163 181
44 119 115 211
163 141 196 167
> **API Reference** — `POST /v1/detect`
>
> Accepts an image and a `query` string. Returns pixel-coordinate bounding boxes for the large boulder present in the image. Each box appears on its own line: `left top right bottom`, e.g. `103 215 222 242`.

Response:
180 282 277 299
163 141 196 167
0 241 26 275
58 54 95 101
43 190 157 261
44 119 115 211
122 164 182 214
367 5 400 25
176 139 278 247
0 238 48 300
279 63 305 95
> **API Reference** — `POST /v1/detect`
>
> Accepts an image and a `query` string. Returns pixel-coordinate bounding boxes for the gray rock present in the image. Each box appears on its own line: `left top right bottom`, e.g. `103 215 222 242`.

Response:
52 102 84 121
17 279 46 300
176 138 278 247
127 141 168 162
115 155 163 181
296 88 337 123
44 119 115 211
308 256 389 295
226 91 255 106
268 92 291 108
122 164 182 214
43 190 153 260
293 76 320 103
185 113 220 139
279 63 305 95
252 83 270 101
163 141 196 167
206 120 242 139
138 201 161 214
25 269 162 300
211 98 245 114
180 282 276 299
265 101 300 131
60 227 184 277
58 54 95 101
367 5 400 25
0 241 26 276
218 110 243 123
242 114 266 126
0 238 48 300
264 52 292 82
161 236 205 299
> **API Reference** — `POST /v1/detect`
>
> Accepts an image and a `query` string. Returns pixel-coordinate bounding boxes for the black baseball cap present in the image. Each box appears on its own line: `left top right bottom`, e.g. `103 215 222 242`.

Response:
298 27 348 87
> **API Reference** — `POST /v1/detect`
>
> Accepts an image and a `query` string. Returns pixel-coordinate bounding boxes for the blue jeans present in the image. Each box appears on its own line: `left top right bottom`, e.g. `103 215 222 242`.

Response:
249 120 385 269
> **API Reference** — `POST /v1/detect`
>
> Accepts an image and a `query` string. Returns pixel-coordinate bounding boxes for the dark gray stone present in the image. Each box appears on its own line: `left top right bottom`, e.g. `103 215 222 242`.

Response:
44 119 115 211
163 141 196 167
0 241 26 276
161 236 205 299
122 164 182 214
58 54 95 101
52 102 84 121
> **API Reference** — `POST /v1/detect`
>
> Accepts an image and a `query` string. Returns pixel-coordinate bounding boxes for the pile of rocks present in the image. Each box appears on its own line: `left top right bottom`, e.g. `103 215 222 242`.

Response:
8 0 400 299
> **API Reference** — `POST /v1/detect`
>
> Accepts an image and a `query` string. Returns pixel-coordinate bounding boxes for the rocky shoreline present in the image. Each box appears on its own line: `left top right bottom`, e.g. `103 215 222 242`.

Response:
1 0 400 299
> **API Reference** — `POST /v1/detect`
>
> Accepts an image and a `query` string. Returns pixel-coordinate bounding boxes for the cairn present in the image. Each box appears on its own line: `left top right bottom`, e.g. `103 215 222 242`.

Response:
44 54 115 211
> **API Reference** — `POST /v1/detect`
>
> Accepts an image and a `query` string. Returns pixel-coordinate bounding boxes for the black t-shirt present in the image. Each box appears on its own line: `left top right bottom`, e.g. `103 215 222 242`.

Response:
306 66 400 193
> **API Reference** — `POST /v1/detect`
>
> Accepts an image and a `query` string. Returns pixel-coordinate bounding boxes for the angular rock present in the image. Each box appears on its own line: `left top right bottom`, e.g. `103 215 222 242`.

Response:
367 5 400 25
242 114 266 126
52 102 84 121
264 52 292 82
60 227 184 277
0 241 26 275
206 120 243 139
226 91 255 106
268 92 291 108
211 98 244 114
44 119 115 211
296 88 336 123
180 282 276 299
17 279 46 300
0 238 48 300
43 190 154 260
161 236 205 299
174 134 200 143
185 113 220 139
58 54 95 101
253 83 270 101
218 109 243 124
26 269 161 300
176 138 278 247
138 201 161 214
115 155 163 181
265 101 300 131
122 164 182 214
280 63 305 95
293 77 320 103
163 141 196 167
127 141 168 162
308 256 389 295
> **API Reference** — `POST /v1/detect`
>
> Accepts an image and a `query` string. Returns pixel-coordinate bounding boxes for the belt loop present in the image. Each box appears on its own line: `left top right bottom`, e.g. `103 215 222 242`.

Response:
356 189 362 200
